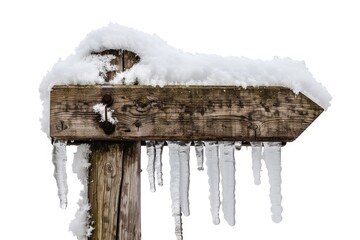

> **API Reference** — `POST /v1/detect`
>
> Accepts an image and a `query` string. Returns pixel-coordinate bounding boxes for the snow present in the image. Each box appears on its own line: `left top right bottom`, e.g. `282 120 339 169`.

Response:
40 23 331 137
263 142 283 223
69 144 94 239
93 103 118 125
52 140 68 209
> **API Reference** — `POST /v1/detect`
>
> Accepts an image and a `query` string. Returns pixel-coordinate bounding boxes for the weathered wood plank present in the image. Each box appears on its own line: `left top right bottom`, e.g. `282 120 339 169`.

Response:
50 85 323 142
88 142 141 240
88 143 124 240
123 50 140 71
117 141 141 239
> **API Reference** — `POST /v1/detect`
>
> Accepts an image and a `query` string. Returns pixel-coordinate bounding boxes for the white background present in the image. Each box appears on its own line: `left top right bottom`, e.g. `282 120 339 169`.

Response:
0 0 359 239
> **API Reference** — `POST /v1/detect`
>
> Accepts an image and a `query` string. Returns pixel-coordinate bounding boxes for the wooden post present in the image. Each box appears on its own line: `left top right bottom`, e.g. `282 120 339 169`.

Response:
88 142 141 240
86 50 141 240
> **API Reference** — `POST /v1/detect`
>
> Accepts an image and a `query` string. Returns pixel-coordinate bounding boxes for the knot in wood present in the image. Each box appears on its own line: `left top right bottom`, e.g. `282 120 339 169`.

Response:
134 120 142 130
136 97 150 108
248 123 259 130
104 162 115 176
55 120 68 132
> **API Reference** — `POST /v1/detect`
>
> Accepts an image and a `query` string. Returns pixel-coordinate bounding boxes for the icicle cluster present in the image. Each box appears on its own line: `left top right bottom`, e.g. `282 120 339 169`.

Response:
205 141 236 226
69 144 94 239
51 142 94 239
144 140 283 239
50 139 283 240
167 141 191 240
145 141 165 192
52 140 68 209
250 141 283 223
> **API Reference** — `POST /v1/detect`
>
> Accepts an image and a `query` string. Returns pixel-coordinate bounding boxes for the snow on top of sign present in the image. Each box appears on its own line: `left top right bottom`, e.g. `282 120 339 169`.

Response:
40 23 331 136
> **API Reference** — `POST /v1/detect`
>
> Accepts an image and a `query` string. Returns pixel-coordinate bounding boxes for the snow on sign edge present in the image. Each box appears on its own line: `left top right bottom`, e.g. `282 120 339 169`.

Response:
39 23 332 137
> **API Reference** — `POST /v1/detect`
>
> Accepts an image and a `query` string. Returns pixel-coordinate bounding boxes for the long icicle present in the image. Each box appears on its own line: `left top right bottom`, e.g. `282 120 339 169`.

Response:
155 141 165 186
250 142 262 185
146 141 156 192
204 141 220 225
263 142 283 223
219 141 236 226
167 141 183 240
178 141 191 217
194 141 204 171
52 140 68 209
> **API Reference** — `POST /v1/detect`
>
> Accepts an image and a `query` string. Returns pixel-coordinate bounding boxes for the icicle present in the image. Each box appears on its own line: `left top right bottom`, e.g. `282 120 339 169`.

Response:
219 141 236 226
69 144 94 239
250 142 262 185
194 141 204 171
173 214 183 240
263 142 283 223
178 141 191 217
204 141 220 225
146 141 156 192
155 141 165 186
167 141 183 240
52 140 68 209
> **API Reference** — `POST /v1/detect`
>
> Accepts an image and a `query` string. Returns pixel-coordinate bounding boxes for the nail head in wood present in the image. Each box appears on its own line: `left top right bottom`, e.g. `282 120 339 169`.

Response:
102 94 113 107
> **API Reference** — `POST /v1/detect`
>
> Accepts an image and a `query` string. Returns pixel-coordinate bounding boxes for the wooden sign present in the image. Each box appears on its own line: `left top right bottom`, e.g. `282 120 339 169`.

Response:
50 85 323 142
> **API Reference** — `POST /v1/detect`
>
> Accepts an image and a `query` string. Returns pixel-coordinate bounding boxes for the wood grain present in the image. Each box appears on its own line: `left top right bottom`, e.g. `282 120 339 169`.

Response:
88 142 141 240
117 141 141 239
50 85 323 142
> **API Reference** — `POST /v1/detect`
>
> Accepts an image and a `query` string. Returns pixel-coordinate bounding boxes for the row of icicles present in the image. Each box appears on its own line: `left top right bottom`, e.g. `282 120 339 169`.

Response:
51 141 283 240
146 141 283 240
